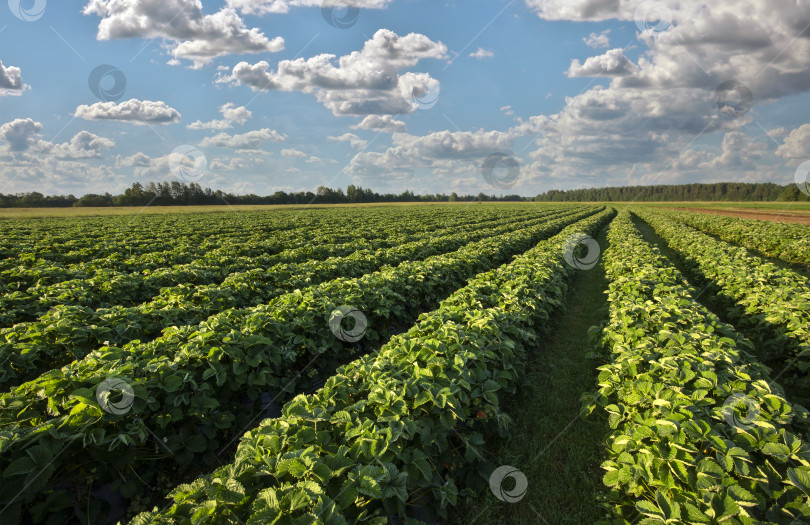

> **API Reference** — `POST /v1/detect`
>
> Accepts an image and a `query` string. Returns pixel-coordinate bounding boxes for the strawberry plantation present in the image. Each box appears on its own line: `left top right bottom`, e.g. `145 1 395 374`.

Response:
0 203 808 525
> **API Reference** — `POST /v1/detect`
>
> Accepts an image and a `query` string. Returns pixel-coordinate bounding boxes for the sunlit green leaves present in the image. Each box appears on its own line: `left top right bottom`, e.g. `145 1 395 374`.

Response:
129 208 615 524
591 211 810 524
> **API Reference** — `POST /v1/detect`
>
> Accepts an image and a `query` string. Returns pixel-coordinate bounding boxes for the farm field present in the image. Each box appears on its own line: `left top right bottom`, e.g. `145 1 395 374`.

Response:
669 207 810 226
563 203 810 225
0 202 470 219
0 203 808 525
633 202 810 212
3 200 810 219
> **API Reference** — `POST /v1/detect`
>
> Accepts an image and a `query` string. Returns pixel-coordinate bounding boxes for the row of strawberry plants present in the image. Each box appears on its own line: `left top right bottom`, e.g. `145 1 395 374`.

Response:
0 206 520 294
0 206 584 431
0 210 520 324
0 209 568 390
0 240 357 324
0 204 499 258
0 216 293 271
0 207 372 266
0 206 533 271
128 208 616 524
0 228 295 289
587 211 810 524
635 209 810 404
0 207 468 285
0 208 599 524
662 209 810 266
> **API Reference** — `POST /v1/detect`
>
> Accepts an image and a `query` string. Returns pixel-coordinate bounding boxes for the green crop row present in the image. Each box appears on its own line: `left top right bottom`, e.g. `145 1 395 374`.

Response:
0 209 570 391
0 214 296 271
0 226 294 288
128 208 616 524
0 241 352 325
0 207 404 267
0 207 523 298
587 211 810 524
0 207 598 524
636 209 810 404
0 210 520 325
0 206 530 282
661 210 810 266
0 206 508 262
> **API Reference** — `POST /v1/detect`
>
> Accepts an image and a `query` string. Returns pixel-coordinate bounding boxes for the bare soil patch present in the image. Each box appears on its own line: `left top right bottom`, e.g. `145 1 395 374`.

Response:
674 207 810 225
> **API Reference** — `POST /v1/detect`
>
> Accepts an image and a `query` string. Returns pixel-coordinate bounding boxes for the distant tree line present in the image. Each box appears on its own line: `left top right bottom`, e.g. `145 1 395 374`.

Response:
535 182 810 202
2 181 808 208
0 182 527 207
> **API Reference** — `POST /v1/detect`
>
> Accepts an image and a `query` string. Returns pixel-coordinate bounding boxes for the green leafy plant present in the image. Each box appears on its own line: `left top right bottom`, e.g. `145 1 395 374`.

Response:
0 208 562 389
0 205 600 523
130 208 616 524
635 209 810 404
663 209 810 266
587 211 810 524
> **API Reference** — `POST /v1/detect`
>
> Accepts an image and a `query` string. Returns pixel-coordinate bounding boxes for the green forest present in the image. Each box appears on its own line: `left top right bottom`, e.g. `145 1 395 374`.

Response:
535 182 809 202
0 182 524 208
0 181 807 207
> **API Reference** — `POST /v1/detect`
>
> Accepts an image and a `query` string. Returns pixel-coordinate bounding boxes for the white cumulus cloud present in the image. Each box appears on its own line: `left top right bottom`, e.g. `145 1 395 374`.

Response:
0 118 42 151
328 133 368 149
219 29 447 116
567 48 639 77
352 115 407 133
74 99 181 125
199 128 286 150
187 103 253 130
0 60 26 95
281 148 307 157
775 124 810 161
49 131 115 158
348 129 515 178
83 0 284 69
583 29 611 49
226 0 392 16
469 47 494 59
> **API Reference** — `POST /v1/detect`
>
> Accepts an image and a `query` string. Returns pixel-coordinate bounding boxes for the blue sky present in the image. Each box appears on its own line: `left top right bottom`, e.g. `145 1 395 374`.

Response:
0 0 809 196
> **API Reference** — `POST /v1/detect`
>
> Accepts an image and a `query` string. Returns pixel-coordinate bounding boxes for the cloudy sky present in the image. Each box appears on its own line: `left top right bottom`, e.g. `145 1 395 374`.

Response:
0 0 809 197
